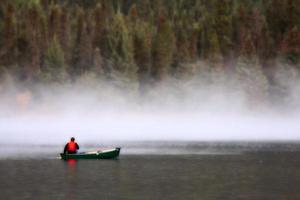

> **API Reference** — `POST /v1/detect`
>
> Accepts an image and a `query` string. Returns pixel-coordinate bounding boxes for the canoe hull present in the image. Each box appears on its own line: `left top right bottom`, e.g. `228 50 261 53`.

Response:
60 147 121 160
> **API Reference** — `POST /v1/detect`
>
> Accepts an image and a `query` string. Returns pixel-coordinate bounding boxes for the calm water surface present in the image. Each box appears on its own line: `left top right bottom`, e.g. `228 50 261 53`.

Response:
1 142 300 200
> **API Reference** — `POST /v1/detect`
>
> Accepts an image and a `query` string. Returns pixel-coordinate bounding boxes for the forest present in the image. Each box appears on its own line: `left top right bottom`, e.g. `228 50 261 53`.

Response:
0 0 299 107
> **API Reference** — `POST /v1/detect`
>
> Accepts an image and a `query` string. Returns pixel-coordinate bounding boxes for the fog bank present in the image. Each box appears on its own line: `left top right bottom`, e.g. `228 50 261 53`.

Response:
1 75 300 145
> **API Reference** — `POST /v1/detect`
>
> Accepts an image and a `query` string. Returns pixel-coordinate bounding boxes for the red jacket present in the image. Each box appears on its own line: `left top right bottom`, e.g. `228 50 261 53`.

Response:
64 141 79 153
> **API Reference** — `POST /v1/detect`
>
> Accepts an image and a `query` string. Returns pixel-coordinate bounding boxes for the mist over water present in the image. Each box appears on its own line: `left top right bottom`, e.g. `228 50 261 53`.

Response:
1 74 300 146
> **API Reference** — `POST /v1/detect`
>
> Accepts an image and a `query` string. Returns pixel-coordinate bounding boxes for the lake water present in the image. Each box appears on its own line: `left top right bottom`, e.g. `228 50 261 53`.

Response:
0 142 300 200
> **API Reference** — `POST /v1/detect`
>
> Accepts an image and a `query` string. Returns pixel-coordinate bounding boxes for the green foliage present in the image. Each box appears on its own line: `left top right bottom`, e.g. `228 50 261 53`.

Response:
70 7 93 77
42 37 66 82
174 20 192 64
207 30 223 64
0 0 298 103
93 3 108 49
11 0 40 7
132 21 152 83
106 11 137 81
279 26 300 64
152 18 175 80
107 11 134 64
266 0 300 39
214 0 233 58
0 4 17 68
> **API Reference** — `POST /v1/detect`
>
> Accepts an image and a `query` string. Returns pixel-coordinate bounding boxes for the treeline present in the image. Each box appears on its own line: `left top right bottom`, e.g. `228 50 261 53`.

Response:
0 0 299 104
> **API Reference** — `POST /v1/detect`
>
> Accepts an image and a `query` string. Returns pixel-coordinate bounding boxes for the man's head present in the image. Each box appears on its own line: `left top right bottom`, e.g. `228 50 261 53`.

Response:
71 137 75 141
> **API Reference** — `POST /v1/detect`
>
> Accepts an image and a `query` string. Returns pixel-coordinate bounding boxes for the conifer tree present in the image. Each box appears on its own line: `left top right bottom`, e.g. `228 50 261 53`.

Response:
106 10 137 80
279 26 300 65
174 19 191 64
93 3 108 50
39 13 49 68
48 4 61 41
138 0 152 21
133 21 152 86
42 37 66 82
236 33 268 105
71 8 93 77
286 0 300 28
189 27 199 62
198 5 213 59
128 3 138 23
0 4 17 68
266 0 300 40
152 16 175 81
214 0 233 63
208 30 223 64
152 0 165 21
59 5 70 62
25 4 41 78
70 7 84 76
249 8 274 66
173 15 199 79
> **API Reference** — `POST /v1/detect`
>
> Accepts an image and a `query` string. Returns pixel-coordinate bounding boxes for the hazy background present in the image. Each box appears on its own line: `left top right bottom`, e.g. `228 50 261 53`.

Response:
1 73 300 145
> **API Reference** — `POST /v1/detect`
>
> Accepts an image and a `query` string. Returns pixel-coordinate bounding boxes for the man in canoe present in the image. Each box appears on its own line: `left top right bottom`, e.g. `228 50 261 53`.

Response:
63 137 79 154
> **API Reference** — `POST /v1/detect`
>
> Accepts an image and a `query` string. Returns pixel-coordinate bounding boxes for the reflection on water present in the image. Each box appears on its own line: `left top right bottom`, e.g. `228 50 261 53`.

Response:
66 159 77 200
66 159 77 166
0 142 300 200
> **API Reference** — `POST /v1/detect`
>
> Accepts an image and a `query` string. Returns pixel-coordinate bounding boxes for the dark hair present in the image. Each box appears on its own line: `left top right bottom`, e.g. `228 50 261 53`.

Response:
71 137 75 141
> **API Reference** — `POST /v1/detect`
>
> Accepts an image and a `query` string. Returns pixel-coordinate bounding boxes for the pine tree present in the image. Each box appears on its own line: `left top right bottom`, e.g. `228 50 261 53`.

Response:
174 19 191 64
92 3 108 50
189 26 199 62
138 0 152 21
214 0 233 64
42 37 66 82
235 33 268 105
133 21 152 86
286 0 300 28
25 4 41 79
70 7 84 76
249 8 274 66
266 0 300 38
198 5 214 60
0 4 17 68
173 14 200 79
152 16 175 81
279 26 300 65
194 3 207 59
128 3 138 23
71 8 93 77
39 13 49 69
152 0 165 21
106 10 137 80
48 4 61 41
59 5 70 63
207 29 224 82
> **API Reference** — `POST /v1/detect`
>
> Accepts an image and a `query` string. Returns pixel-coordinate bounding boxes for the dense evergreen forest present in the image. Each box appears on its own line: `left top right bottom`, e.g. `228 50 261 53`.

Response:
0 0 299 106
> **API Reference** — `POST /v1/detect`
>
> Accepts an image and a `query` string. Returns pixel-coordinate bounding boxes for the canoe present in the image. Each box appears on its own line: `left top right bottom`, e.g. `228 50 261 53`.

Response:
60 147 121 160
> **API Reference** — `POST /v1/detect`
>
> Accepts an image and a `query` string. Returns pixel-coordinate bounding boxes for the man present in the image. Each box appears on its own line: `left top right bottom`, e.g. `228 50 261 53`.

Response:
64 137 79 154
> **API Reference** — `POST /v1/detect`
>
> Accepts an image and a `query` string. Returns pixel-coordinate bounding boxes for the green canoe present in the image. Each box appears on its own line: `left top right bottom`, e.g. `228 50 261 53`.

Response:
60 147 121 160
